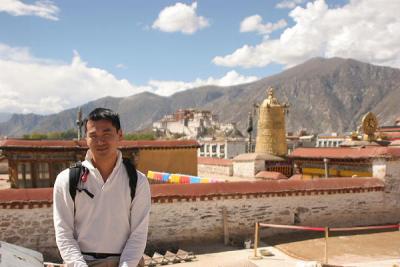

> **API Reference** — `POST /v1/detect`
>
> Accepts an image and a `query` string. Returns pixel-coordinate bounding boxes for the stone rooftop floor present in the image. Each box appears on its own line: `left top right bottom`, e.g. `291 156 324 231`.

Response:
171 230 400 267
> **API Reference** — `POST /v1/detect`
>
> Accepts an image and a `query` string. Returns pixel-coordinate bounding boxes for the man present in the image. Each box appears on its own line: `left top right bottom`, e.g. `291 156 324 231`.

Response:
53 108 151 267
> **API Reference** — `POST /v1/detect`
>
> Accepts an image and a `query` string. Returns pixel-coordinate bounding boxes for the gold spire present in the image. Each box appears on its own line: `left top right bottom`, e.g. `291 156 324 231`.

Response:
361 112 378 142
255 87 289 156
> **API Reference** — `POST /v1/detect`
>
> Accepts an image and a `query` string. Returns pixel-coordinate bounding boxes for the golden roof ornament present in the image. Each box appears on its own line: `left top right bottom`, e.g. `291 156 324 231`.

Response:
361 112 378 142
264 88 279 106
255 87 289 157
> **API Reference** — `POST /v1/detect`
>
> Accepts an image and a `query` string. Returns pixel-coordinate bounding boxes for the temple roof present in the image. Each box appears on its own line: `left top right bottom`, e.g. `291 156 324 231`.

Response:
289 146 400 160
0 139 199 150
233 153 285 162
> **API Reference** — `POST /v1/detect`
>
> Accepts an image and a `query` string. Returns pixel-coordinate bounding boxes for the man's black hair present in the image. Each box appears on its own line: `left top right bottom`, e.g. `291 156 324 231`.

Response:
84 108 121 132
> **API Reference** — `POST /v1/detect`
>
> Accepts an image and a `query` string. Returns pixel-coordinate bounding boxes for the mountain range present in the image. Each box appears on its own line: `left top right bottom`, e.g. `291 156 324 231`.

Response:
1 57 399 137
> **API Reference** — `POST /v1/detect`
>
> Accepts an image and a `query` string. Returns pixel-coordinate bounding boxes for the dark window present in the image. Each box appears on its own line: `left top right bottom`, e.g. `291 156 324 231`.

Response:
17 162 32 188
51 162 68 186
36 162 50 187
200 145 204 153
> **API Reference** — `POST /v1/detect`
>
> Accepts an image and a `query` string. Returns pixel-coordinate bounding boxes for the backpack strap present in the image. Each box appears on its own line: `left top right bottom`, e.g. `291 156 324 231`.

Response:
122 158 138 202
69 159 138 204
69 162 83 202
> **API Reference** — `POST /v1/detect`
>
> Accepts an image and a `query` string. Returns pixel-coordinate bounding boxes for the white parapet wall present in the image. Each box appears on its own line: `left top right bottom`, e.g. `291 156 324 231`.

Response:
148 182 391 245
0 177 398 261
0 205 59 261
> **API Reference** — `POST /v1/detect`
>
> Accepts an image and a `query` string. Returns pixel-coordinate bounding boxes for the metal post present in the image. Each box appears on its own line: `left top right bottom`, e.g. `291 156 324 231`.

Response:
223 207 229 245
76 107 83 140
324 227 329 264
323 158 329 178
249 221 263 259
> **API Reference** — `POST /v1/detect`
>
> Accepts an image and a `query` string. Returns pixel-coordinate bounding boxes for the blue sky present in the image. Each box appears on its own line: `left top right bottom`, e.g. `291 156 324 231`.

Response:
0 0 399 114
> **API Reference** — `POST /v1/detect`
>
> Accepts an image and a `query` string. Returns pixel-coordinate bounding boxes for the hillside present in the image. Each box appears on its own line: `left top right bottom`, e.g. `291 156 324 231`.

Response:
1 57 399 137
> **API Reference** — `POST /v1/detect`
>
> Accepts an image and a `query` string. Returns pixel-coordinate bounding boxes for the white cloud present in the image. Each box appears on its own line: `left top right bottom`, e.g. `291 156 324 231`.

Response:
116 63 127 69
213 0 400 69
0 43 258 114
240 15 287 35
276 0 305 9
0 0 59 20
0 45 146 114
149 70 259 96
152 2 209 34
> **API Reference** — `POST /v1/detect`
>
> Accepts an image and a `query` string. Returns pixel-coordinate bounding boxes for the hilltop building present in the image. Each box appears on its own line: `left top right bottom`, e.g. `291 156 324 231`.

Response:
152 109 244 140
153 109 216 138
153 109 247 159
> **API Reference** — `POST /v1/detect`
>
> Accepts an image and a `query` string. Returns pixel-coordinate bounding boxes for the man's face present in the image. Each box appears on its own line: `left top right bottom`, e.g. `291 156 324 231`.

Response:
86 119 122 159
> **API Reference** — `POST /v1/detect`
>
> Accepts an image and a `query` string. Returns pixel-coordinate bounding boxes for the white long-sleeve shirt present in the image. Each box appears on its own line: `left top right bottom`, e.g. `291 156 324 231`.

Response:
53 151 151 267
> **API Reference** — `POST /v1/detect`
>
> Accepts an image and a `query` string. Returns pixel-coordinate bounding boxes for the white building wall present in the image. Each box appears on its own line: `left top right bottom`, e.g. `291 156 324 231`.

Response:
226 141 247 159
198 141 246 159
373 158 387 179
316 137 345 147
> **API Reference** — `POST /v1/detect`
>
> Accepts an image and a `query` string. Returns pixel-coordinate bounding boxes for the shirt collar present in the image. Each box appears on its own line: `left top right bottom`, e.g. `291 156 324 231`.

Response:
83 150 123 172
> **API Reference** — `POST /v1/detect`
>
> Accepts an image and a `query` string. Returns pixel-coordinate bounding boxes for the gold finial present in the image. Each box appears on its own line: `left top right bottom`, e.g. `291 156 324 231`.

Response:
268 87 274 97
265 87 280 106
255 87 288 156
361 112 378 142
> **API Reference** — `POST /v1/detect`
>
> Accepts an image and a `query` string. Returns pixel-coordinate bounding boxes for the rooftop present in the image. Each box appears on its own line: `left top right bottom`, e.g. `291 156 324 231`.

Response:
0 178 383 204
233 153 285 162
255 171 288 180
289 146 400 160
0 139 199 150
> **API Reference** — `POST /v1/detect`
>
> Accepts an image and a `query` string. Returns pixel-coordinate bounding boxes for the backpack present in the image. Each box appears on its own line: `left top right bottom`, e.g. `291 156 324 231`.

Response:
69 158 138 202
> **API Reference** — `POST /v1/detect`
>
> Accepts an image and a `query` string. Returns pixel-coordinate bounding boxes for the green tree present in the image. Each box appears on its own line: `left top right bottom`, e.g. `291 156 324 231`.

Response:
22 129 77 140
28 132 48 140
124 132 156 140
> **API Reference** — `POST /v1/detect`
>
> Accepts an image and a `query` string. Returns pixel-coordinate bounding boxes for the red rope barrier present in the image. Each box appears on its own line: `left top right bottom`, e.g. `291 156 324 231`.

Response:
330 224 400 232
259 223 325 232
258 223 400 232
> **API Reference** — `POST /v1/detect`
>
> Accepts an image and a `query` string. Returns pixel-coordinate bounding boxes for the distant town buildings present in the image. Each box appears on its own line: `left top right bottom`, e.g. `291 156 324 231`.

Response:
286 131 316 154
377 116 400 141
153 108 247 159
153 109 243 139
198 139 246 159
316 133 346 147
289 146 388 179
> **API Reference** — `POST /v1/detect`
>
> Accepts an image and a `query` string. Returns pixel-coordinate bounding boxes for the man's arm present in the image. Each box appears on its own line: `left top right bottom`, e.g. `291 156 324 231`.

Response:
53 170 88 267
119 172 151 267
